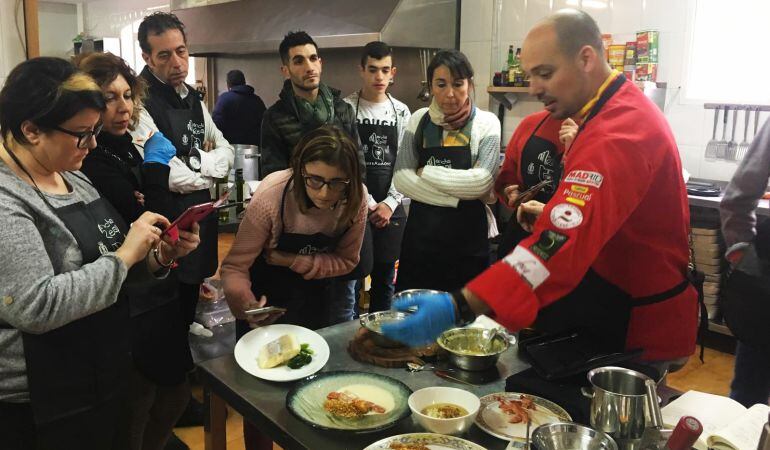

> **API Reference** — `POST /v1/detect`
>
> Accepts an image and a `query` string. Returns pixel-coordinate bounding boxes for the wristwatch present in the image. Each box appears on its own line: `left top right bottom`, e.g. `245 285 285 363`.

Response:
451 289 477 326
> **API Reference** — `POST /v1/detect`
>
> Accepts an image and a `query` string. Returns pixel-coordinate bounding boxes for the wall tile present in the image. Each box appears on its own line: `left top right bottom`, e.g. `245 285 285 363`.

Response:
461 0 494 43
608 0 642 35
677 144 703 178
665 102 706 148
699 159 739 182
641 0 688 33
657 31 685 87
581 0 612 32
524 0 554 30
461 41 492 109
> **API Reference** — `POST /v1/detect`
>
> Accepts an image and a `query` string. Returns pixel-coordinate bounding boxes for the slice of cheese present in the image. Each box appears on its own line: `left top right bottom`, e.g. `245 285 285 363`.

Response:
257 333 301 369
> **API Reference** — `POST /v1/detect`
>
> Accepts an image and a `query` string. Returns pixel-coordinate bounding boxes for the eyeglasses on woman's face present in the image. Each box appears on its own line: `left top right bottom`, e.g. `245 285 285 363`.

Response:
302 172 350 192
51 123 103 149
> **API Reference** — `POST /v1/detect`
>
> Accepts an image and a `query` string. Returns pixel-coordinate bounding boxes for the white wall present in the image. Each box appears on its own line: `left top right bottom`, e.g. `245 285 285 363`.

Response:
460 0 747 182
39 1 78 59
82 0 168 40
0 0 27 89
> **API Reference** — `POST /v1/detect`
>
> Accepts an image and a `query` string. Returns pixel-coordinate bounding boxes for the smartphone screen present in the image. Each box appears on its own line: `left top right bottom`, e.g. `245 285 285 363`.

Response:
244 306 287 315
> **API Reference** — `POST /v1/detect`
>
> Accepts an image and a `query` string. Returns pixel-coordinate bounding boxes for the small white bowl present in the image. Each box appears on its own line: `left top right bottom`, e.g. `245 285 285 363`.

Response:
408 386 480 435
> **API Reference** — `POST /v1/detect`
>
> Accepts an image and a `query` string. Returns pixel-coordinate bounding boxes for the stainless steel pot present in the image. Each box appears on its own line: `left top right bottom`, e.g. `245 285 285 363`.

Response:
582 366 664 446
234 144 260 181
531 422 618 450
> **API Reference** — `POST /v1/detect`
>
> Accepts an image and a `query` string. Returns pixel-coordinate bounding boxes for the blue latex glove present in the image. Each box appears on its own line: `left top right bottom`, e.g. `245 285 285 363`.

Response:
143 131 177 165
381 291 456 347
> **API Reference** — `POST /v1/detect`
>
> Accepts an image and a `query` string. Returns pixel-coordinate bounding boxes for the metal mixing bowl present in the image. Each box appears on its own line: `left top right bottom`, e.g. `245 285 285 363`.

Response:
359 310 412 348
531 422 618 450
437 327 513 371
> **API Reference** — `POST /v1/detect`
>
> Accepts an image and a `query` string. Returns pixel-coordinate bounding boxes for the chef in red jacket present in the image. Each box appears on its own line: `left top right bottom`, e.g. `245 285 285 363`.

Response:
383 8 699 367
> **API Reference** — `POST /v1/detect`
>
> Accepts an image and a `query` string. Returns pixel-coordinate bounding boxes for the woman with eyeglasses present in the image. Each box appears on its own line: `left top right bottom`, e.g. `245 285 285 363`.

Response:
74 52 201 450
0 58 199 449
222 125 367 332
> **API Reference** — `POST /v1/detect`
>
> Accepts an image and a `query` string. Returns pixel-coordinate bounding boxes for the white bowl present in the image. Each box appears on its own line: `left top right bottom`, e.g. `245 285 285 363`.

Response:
408 387 480 435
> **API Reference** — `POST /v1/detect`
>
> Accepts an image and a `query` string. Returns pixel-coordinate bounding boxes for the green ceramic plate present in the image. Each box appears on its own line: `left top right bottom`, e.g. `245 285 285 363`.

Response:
364 433 487 450
286 371 412 433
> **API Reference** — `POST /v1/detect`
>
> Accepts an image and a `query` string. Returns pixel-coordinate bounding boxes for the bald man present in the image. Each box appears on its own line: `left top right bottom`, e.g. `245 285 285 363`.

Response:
383 8 698 370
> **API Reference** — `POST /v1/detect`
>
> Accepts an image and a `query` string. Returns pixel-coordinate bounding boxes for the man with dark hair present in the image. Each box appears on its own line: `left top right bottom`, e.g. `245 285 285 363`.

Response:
384 9 698 374
260 30 363 175
344 41 410 313
212 69 266 145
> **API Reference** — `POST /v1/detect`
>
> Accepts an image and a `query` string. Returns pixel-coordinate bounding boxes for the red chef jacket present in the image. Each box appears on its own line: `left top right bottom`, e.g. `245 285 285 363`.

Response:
469 73 698 361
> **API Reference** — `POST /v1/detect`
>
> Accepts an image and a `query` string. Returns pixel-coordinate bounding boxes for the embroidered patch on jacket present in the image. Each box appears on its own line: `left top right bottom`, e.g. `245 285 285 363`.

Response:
529 230 569 262
564 170 603 188
503 246 551 289
566 197 585 207
550 203 584 229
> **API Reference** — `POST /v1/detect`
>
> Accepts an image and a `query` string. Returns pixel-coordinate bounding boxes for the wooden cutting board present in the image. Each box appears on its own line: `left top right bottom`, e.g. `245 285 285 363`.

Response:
347 327 442 368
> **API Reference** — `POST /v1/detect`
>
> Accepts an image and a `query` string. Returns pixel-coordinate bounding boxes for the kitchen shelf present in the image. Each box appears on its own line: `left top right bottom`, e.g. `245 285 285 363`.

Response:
487 86 531 109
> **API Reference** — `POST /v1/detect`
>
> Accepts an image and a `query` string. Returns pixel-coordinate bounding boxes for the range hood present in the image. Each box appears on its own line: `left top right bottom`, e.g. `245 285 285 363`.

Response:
172 0 458 56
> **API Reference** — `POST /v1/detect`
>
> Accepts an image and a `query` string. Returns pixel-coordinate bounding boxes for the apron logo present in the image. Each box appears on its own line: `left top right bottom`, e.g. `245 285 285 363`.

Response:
298 245 328 255
187 120 205 136
529 230 569 262
98 241 109 255
564 170 603 188
503 246 550 289
537 150 554 166
182 134 189 146
550 203 584 229
527 163 535 175
98 218 121 239
368 132 388 163
425 156 452 168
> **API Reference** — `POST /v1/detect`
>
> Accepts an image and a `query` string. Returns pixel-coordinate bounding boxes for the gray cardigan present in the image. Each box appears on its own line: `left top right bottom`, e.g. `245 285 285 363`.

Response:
0 161 157 402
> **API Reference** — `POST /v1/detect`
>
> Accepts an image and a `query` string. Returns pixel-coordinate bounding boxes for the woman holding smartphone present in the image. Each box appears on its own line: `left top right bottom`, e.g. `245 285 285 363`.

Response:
221 125 367 450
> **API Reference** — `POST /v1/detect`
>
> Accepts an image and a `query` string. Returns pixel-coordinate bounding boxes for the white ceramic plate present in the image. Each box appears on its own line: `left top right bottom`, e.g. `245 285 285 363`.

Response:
475 392 571 442
364 433 487 450
234 324 329 382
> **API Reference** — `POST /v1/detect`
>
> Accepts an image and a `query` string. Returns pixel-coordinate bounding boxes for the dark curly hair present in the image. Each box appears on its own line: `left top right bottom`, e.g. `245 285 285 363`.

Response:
73 52 146 129
279 31 318 65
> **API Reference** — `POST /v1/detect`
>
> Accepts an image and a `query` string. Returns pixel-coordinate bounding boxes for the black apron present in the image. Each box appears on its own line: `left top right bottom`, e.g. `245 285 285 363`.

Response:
247 181 343 330
498 115 563 258
396 113 489 292
355 93 407 263
528 74 698 353
146 86 218 284
17 171 131 426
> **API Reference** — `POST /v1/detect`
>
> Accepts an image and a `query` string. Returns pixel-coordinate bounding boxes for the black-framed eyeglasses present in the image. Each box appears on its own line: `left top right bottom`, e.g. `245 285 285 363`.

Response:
302 173 351 192
51 123 103 149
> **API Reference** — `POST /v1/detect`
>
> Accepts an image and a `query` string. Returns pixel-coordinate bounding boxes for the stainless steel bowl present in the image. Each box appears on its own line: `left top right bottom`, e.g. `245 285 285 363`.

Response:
391 289 445 306
359 310 412 348
437 327 513 371
531 422 618 450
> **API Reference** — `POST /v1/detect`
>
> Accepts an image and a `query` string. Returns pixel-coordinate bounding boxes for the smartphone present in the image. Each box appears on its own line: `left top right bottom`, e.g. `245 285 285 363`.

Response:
510 179 552 209
162 190 231 240
244 306 287 315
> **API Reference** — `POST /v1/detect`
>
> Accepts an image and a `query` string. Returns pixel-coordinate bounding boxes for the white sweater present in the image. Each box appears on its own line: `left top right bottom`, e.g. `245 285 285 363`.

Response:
393 107 501 208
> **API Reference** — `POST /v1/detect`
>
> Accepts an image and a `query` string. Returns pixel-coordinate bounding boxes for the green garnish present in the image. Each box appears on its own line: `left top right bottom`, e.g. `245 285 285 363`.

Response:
288 343 313 369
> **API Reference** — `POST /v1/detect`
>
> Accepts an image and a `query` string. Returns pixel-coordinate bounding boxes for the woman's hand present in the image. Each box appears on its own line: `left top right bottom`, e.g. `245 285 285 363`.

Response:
226 292 284 328
115 212 170 267
160 222 201 260
517 200 545 232
264 249 297 268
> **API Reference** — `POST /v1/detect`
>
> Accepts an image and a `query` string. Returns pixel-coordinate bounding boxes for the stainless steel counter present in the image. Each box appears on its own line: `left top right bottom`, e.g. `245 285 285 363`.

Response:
198 320 531 450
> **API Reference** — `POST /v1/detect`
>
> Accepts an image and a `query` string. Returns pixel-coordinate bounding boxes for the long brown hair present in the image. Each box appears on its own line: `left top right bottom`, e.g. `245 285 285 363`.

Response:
72 52 146 129
290 125 364 226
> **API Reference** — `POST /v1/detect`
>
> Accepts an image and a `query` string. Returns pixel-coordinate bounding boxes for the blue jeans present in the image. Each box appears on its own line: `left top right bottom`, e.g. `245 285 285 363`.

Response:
730 341 770 407
326 279 358 325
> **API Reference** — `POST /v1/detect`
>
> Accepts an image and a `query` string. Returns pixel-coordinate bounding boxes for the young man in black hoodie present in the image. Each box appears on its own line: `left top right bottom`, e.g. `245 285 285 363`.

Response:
212 69 266 145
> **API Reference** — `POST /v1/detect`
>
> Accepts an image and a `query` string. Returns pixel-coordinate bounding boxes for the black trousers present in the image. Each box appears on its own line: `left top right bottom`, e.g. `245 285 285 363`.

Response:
178 281 200 326
0 394 128 450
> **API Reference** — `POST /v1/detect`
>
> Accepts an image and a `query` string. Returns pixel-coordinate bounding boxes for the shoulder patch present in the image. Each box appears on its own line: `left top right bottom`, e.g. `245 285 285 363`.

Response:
564 170 603 188
529 230 569 261
550 203 584 229
503 246 551 289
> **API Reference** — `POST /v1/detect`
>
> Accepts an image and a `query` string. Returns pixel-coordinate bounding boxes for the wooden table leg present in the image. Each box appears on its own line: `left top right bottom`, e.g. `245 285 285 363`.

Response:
204 387 227 450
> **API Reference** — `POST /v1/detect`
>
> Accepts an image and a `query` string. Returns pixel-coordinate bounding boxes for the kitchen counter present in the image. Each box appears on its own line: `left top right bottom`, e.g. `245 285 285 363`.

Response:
198 320 530 450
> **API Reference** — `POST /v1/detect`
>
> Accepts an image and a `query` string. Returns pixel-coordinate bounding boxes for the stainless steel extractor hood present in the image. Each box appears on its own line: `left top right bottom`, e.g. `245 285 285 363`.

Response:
171 0 458 55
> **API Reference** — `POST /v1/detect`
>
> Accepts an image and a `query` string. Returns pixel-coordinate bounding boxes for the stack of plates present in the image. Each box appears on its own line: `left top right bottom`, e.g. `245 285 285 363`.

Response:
691 225 724 319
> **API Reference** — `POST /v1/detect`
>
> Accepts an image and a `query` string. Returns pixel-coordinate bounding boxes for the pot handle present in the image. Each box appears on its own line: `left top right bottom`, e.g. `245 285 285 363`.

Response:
581 387 594 399
645 379 664 429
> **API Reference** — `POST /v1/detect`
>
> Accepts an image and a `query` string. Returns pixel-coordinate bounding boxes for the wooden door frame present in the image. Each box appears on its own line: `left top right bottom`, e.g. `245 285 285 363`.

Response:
24 0 39 58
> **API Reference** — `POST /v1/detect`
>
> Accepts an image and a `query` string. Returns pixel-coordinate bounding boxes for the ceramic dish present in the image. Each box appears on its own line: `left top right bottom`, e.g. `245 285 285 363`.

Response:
475 392 571 442
286 371 412 432
364 433 487 450
233 324 329 382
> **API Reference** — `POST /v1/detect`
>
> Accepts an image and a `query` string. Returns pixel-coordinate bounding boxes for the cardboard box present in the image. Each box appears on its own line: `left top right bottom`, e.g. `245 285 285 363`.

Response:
609 44 626 67
635 63 658 82
636 30 659 63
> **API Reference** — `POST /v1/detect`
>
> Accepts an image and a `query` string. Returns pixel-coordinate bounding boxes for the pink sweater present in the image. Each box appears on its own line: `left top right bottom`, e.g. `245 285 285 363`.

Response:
221 169 368 297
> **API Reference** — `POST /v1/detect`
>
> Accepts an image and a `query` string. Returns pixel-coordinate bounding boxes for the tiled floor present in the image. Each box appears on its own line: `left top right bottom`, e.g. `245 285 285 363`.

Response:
175 233 737 449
